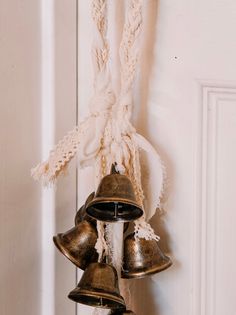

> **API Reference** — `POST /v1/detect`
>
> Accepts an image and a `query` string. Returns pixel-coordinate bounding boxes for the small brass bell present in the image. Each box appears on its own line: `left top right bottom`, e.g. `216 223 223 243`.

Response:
86 165 143 222
53 220 98 270
75 192 96 226
68 262 126 309
122 233 172 279
108 310 136 314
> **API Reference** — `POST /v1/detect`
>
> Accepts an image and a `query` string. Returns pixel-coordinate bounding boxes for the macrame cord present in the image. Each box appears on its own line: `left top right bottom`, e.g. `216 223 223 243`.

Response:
31 0 114 185
32 0 166 312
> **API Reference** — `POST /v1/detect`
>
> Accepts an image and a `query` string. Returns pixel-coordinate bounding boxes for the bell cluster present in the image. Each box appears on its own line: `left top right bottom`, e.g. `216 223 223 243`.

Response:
53 165 172 314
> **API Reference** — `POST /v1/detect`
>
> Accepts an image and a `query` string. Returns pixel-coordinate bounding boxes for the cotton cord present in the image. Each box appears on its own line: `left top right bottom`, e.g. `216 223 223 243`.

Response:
31 0 164 231
31 0 114 184
32 1 166 312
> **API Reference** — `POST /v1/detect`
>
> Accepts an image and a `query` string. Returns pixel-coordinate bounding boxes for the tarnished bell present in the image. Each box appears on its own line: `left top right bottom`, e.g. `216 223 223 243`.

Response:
75 192 96 226
53 220 98 270
68 262 126 309
109 310 136 314
86 165 143 222
75 205 95 225
75 193 129 232
122 233 172 279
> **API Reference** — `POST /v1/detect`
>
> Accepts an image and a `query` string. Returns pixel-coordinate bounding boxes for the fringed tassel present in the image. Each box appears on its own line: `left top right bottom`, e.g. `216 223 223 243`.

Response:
134 217 160 242
95 221 108 261
92 308 109 315
31 126 81 185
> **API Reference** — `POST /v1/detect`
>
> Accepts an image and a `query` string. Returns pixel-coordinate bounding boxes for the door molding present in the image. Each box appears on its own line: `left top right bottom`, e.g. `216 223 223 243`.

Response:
192 82 236 315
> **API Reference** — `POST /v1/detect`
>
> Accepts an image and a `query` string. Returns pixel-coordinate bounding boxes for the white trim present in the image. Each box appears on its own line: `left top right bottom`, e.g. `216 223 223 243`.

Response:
40 1 55 314
191 82 236 315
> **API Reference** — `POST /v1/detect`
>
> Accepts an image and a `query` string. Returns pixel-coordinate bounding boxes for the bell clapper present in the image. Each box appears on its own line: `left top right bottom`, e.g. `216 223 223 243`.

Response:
114 202 118 218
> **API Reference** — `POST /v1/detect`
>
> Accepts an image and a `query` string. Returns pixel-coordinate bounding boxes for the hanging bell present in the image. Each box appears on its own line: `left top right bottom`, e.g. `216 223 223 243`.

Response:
74 192 96 226
68 262 126 309
53 219 98 270
122 233 172 279
108 310 136 314
86 165 143 222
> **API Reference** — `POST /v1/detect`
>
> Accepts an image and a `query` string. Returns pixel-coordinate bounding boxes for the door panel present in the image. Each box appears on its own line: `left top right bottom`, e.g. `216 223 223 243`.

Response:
198 86 236 315
54 1 77 315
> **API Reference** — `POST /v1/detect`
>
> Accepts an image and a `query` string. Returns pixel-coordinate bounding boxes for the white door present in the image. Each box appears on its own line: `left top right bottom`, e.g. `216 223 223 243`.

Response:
1 1 236 315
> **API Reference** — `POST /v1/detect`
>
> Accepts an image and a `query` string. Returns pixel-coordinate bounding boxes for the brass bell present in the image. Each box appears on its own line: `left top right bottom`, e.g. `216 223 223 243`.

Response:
68 262 126 309
53 220 98 270
75 192 96 225
122 233 172 279
75 194 129 232
108 310 136 314
75 209 129 232
86 165 143 222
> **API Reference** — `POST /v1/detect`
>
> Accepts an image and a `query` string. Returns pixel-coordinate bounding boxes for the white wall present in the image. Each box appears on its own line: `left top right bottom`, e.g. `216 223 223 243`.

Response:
0 1 77 315
0 1 41 314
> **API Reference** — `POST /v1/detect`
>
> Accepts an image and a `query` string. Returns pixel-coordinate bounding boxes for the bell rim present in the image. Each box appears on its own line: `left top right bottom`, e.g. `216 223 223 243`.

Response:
68 288 126 309
87 198 142 210
121 256 173 279
86 199 143 223
53 234 87 270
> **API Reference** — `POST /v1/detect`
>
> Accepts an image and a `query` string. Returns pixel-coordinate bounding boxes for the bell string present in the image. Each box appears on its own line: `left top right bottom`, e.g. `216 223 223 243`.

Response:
95 221 109 262
92 308 109 315
31 0 113 185
134 217 160 242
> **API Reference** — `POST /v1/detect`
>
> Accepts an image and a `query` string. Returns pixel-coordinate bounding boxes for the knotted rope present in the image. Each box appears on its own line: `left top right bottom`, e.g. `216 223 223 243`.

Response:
96 0 164 242
32 2 165 311
31 0 114 185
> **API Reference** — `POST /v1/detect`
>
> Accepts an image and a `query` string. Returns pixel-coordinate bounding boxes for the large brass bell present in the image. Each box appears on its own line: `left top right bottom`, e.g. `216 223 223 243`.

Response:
75 194 129 232
122 233 172 279
53 220 98 270
68 262 126 309
108 310 136 314
53 193 98 270
75 208 129 232
75 193 129 235
86 165 143 222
